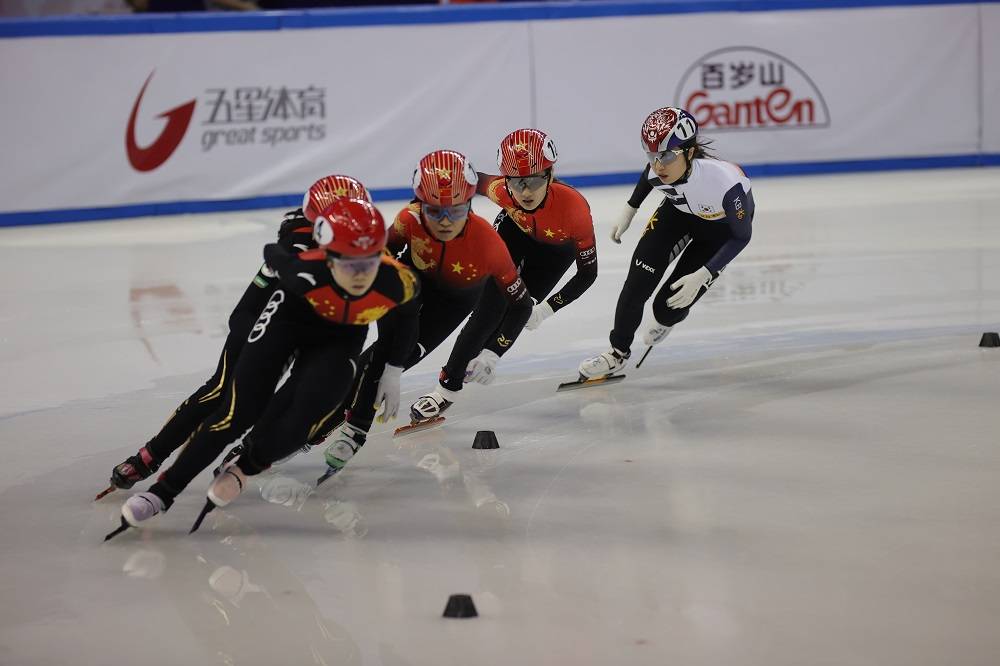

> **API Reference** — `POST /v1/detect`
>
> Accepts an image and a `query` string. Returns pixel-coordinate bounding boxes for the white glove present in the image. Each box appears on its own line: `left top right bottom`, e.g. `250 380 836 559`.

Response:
464 349 500 385
667 266 713 309
374 364 403 423
525 301 554 331
609 204 639 244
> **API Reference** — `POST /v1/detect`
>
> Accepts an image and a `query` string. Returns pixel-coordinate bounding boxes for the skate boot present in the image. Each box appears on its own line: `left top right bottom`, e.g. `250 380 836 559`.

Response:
122 491 167 526
111 447 162 490
642 323 673 347
410 388 456 422
189 459 249 534
317 423 368 485
105 490 171 540
207 459 248 508
323 423 367 471
391 387 457 437
578 347 630 379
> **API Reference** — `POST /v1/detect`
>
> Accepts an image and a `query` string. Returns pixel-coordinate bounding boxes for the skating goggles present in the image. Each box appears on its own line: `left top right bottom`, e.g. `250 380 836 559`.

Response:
506 173 549 191
421 202 471 222
328 253 381 276
646 148 686 167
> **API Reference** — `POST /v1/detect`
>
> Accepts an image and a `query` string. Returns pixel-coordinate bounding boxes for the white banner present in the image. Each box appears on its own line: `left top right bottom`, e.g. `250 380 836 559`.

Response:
532 5 981 174
0 4 990 218
0 22 531 213
982 4 1000 153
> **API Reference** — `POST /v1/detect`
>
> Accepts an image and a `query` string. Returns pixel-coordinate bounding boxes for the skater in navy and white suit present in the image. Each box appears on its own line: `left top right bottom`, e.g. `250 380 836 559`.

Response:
579 106 754 378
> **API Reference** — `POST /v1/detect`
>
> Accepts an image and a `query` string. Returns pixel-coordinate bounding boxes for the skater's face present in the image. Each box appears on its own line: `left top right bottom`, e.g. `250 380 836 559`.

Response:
649 147 693 184
506 170 551 211
421 202 471 241
328 253 381 295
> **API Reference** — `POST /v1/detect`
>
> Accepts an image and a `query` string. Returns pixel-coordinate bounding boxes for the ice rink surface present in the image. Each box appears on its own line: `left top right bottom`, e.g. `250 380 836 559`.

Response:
1 168 999 665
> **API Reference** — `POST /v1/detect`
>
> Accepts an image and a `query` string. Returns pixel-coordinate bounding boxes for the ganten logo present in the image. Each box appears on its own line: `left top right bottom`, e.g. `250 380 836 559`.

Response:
675 47 830 131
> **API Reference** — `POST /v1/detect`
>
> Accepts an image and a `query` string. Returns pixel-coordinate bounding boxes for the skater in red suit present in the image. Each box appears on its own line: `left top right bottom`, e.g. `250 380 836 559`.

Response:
318 149 532 478
462 128 598 379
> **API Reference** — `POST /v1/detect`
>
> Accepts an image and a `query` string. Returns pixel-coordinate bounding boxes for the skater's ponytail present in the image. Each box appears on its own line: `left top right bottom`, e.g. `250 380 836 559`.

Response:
690 137 715 160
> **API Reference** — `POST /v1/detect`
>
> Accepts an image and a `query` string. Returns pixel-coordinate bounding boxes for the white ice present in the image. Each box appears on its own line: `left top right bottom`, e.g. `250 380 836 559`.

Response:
1 169 999 665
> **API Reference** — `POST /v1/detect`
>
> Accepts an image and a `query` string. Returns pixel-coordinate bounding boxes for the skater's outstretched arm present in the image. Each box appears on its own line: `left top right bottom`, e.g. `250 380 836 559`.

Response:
454 261 532 387
703 183 754 276
627 164 655 209
611 165 656 244
532 187 598 323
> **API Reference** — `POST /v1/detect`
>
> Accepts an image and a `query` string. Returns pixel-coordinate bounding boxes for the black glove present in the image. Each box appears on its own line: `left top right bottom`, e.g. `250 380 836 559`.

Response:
277 209 312 251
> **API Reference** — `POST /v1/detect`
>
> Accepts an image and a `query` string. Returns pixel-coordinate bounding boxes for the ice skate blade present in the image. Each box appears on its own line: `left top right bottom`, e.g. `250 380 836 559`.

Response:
189 499 216 534
393 416 446 437
316 466 340 487
94 484 117 501
635 346 653 369
104 518 130 542
557 374 626 392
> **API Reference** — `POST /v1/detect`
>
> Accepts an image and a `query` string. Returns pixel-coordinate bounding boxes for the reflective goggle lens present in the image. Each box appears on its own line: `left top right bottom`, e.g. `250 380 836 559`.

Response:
421 202 471 222
506 174 548 191
331 254 380 275
646 149 684 167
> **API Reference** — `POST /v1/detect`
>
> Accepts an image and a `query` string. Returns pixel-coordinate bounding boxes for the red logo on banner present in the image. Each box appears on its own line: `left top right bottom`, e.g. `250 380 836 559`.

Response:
126 71 196 172
675 47 830 131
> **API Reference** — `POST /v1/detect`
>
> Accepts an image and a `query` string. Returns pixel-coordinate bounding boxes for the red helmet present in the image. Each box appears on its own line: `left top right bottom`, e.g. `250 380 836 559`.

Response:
497 128 558 177
640 107 699 153
312 198 387 257
303 175 371 224
411 150 477 206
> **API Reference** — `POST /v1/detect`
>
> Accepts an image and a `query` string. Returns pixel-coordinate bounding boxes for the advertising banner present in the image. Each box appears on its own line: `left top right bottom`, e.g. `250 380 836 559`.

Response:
0 22 532 215
532 5 981 174
0 3 991 221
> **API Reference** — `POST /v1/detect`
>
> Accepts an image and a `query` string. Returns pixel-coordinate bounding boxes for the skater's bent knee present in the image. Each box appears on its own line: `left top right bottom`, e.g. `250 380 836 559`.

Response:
652 301 688 327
